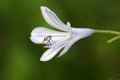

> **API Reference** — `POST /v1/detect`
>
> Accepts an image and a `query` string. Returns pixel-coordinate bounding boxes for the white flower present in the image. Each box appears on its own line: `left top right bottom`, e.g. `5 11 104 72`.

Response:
30 6 94 62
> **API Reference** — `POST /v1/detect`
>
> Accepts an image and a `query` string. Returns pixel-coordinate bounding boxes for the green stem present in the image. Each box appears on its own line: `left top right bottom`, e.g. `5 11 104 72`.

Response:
107 36 120 43
94 29 120 35
94 29 120 43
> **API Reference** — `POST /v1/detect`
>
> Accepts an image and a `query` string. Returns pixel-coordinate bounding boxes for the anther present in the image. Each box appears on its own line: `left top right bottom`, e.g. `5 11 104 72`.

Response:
43 35 52 44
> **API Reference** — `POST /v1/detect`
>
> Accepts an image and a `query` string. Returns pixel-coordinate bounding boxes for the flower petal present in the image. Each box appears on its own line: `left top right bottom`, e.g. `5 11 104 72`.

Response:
71 28 94 38
59 28 94 57
49 39 68 48
30 36 44 44
40 45 65 62
41 6 69 31
31 27 69 36
58 36 81 57
30 27 70 44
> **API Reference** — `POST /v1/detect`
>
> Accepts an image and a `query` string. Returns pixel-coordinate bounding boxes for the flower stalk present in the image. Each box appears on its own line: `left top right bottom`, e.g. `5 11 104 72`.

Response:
94 29 120 35
94 29 120 43
107 36 120 43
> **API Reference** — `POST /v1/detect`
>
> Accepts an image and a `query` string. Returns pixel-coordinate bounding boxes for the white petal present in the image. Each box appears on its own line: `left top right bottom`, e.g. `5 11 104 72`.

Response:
31 27 69 36
40 45 65 62
59 28 94 57
49 39 68 48
58 36 81 57
66 22 72 33
71 28 94 38
30 27 70 44
41 6 69 31
30 36 44 44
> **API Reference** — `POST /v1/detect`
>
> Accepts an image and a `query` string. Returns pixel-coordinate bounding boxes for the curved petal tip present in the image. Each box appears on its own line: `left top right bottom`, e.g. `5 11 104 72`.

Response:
40 6 70 31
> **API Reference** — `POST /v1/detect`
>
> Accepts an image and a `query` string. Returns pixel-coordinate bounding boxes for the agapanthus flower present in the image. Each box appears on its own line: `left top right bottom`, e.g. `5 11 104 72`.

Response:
30 6 94 62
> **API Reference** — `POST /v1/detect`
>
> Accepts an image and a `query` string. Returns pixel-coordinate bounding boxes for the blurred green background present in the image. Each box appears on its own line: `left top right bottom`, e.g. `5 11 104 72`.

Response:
0 0 120 80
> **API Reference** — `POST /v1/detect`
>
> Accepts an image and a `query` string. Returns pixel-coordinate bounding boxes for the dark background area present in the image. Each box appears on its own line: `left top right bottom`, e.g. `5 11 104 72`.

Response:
0 0 120 80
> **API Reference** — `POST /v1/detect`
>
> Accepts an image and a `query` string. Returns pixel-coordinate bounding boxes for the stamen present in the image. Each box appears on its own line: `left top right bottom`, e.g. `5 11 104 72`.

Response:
43 35 53 48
